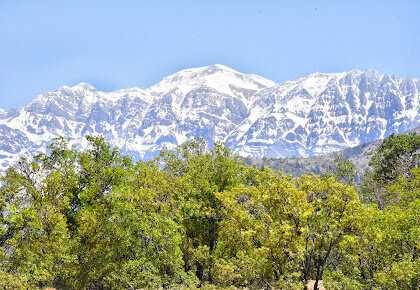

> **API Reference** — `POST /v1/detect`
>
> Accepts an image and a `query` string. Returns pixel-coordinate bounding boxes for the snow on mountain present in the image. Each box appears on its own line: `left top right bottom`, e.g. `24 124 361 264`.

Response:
148 64 275 98
0 65 419 171
0 108 8 120
226 70 419 157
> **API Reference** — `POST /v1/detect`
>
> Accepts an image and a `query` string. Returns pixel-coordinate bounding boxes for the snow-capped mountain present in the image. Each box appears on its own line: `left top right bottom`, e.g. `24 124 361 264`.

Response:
0 65 419 170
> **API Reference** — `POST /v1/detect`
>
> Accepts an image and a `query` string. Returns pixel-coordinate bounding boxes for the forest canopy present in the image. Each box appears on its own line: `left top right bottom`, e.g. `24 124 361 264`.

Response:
0 133 419 289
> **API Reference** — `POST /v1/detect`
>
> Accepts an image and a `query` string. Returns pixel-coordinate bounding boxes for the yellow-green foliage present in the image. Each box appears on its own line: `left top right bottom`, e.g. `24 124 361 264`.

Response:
0 135 418 289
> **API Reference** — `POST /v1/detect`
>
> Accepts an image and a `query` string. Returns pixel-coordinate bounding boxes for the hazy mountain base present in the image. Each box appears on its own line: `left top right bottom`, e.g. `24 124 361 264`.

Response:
242 142 376 182
244 126 420 181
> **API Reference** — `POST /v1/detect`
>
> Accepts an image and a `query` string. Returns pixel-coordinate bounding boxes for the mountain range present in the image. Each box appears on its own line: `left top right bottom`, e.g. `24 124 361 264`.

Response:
0 64 419 171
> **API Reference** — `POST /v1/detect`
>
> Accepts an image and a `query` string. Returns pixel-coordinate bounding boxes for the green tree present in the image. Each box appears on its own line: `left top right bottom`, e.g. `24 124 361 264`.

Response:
73 137 195 288
332 154 357 185
160 141 248 284
0 157 76 288
214 169 308 288
366 132 419 208
328 168 419 289
298 175 361 289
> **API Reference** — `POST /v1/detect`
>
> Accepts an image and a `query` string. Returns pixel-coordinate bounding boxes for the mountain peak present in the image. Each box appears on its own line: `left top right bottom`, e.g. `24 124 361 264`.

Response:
148 64 275 97
199 64 238 73
175 64 239 75
67 82 97 91
158 64 242 84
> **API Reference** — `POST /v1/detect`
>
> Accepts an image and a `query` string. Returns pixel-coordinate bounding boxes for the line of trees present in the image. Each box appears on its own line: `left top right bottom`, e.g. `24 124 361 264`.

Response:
0 133 418 289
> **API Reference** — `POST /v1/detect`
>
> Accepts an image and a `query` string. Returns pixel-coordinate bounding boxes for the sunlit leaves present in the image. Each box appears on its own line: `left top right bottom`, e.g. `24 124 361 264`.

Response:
0 134 418 289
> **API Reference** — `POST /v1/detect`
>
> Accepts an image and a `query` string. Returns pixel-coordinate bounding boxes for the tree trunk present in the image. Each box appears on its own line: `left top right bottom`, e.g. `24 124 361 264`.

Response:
196 262 204 282
314 261 322 290
302 237 313 286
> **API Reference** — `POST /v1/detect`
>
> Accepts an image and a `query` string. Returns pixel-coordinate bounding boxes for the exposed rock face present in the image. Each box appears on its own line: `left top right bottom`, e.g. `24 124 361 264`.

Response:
0 65 418 170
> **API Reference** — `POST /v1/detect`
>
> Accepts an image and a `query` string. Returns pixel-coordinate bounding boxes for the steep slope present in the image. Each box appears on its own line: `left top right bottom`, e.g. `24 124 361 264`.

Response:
136 64 275 155
0 65 419 171
227 70 419 157
0 65 275 169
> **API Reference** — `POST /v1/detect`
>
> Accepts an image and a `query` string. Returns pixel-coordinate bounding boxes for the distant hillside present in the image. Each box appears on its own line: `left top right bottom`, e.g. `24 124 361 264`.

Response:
243 126 420 178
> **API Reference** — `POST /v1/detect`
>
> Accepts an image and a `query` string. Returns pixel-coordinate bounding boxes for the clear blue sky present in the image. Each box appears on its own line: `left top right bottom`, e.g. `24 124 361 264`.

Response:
1 0 419 108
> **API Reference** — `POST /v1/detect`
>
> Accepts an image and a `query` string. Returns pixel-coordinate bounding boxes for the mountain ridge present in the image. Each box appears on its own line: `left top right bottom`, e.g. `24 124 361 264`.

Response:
0 65 419 170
